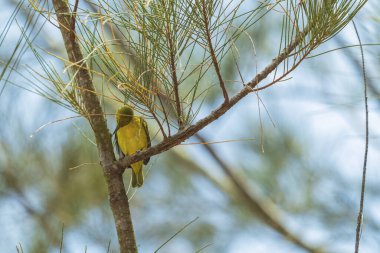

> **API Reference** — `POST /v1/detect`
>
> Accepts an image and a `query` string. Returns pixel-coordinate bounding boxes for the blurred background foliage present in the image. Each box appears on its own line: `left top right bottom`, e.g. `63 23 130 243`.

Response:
0 1 380 253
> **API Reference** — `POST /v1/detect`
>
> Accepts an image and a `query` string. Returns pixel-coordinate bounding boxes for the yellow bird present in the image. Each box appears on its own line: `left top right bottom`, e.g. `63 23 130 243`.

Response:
114 105 151 187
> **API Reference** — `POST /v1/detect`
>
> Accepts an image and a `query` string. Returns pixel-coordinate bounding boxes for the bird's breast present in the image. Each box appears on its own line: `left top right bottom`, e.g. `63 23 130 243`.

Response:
116 117 147 156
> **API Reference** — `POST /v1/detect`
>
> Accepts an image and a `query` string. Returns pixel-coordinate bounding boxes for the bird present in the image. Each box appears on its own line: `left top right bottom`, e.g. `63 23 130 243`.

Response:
114 105 151 187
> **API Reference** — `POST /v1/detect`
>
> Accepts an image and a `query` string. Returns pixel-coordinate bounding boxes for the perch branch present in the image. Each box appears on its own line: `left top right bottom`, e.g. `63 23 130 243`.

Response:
51 1 136 252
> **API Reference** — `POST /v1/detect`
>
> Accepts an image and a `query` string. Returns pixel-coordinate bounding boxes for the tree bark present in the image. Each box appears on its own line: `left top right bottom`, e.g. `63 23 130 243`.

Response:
51 1 137 252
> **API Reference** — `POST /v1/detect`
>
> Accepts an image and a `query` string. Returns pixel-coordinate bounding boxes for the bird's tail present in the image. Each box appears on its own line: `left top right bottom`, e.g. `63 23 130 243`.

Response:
131 161 144 188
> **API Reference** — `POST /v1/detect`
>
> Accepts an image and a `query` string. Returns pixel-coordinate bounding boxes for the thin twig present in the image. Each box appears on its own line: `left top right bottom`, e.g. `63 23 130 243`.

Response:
157 90 172 136
180 137 254 146
335 37 380 106
166 13 183 130
194 242 213 253
353 20 369 253
201 0 229 103
154 217 199 253
149 105 168 139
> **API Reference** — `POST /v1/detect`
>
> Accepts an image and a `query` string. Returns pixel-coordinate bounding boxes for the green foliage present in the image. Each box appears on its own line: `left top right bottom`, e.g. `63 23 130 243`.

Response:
1 0 367 135
77 0 274 131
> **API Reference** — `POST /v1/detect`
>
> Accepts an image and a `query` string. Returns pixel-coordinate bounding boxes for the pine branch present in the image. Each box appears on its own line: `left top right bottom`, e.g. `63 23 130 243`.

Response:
118 28 307 170
51 1 136 252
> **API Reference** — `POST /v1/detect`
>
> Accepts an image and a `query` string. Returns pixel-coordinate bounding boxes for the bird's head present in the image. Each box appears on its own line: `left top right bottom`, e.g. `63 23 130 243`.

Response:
116 105 134 127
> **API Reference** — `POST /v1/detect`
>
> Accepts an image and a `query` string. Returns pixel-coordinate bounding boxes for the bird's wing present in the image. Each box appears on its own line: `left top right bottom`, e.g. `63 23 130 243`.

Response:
113 127 125 159
142 119 151 165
